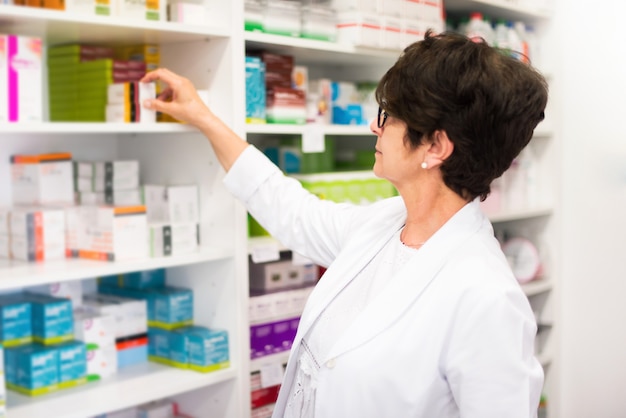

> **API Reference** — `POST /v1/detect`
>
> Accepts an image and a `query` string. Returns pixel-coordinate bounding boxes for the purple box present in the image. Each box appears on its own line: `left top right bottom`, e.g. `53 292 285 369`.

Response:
250 317 300 359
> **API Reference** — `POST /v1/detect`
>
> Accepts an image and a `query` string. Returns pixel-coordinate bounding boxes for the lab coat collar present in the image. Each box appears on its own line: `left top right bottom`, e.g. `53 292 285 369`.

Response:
300 199 486 362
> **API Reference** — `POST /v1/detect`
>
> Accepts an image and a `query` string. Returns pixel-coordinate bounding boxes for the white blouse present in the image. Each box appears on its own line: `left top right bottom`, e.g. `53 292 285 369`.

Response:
284 228 418 418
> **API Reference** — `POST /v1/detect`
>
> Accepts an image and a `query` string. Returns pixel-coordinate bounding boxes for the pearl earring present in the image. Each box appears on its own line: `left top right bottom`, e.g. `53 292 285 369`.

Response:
421 161 428 169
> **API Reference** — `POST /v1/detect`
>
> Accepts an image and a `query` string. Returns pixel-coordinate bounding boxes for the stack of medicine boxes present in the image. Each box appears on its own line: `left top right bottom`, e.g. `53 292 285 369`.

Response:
2 152 75 262
96 268 230 373
72 159 148 262
47 44 148 122
1 292 87 396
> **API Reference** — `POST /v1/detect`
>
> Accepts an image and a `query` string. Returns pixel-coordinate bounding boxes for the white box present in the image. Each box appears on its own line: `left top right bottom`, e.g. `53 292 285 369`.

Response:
336 12 382 48
10 206 65 238
73 311 116 347
11 233 65 261
402 18 425 47
78 205 148 262
1 35 43 123
92 175 140 193
94 160 139 179
143 184 199 224
82 294 148 338
86 344 118 380
148 222 199 257
78 189 143 206
382 16 403 50
168 1 206 24
66 0 117 16
331 0 377 13
30 281 84 309
11 153 74 205
73 161 94 178
75 177 93 193
9 207 66 262
106 83 156 123
117 0 166 21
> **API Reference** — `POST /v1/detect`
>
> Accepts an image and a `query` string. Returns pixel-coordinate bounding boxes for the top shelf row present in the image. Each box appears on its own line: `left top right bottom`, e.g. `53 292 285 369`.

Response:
0 0 551 46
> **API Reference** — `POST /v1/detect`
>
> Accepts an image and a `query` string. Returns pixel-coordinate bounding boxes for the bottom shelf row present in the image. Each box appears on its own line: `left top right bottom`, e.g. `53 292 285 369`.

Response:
8 362 238 418
0 265 236 418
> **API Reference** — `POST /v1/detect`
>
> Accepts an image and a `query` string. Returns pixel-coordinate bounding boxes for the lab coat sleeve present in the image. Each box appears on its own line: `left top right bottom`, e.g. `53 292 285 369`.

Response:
223 145 369 267
442 286 543 418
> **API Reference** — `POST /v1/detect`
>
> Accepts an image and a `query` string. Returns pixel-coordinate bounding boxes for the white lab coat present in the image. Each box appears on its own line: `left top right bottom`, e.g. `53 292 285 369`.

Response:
224 146 543 418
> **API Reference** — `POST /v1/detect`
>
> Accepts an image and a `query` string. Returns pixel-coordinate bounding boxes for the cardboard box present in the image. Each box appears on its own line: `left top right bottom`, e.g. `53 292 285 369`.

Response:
78 205 148 262
10 153 74 205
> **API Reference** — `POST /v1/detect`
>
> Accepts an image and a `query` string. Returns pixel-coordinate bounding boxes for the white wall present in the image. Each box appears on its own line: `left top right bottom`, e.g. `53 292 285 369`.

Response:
554 1 626 416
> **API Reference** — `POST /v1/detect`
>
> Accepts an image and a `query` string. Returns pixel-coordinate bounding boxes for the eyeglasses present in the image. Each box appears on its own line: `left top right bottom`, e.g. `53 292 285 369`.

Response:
377 106 388 129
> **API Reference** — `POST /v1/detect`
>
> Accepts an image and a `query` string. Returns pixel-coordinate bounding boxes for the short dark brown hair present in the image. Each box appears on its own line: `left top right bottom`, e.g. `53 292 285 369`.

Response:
375 30 548 201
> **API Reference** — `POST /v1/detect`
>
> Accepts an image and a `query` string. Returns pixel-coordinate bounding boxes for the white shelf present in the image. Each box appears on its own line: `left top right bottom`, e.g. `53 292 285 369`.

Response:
0 247 232 290
244 31 398 66
444 0 552 21
0 122 197 135
487 206 552 223
245 123 372 136
7 362 238 418
0 4 230 44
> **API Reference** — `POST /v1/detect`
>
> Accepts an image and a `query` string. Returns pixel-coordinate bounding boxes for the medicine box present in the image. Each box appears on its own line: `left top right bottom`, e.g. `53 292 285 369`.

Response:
77 205 148 262
56 340 87 389
336 12 382 48
168 1 206 24
148 223 199 257
98 285 193 329
98 268 166 290
0 297 32 346
0 35 43 123
117 0 165 21
142 184 199 224
65 0 117 16
9 343 59 396
116 334 148 369
82 293 148 339
10 153 74 205
86 343 118 381
24 293 74 345
73 311 116 348
245 56 266 124
9 206 66 262
147 326 172 365
172 326 229 373
77 189 143 206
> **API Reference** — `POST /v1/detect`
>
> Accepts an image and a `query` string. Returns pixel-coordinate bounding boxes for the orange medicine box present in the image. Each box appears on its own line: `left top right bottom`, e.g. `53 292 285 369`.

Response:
78 205 148 262
10 153 74 205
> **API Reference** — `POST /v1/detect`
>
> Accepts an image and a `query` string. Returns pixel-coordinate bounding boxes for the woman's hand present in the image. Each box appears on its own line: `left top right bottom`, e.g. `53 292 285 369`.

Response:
141 68 248 171
140 68 212 128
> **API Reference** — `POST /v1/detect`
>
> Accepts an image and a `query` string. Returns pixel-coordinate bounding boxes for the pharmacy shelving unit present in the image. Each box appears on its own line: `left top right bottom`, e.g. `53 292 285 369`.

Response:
0 2 251 418
244 1 559 416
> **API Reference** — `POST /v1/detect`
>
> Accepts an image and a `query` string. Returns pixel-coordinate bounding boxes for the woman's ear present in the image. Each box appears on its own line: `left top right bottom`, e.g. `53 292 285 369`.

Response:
423 130 454 169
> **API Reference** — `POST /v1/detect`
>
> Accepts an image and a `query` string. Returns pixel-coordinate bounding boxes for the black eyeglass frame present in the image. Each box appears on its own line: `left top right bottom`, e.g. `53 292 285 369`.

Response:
377 106 388 129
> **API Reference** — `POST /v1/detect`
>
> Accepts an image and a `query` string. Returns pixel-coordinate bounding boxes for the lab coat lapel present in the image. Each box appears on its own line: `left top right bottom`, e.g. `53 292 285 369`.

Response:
294 200 407 342
324 200 485 362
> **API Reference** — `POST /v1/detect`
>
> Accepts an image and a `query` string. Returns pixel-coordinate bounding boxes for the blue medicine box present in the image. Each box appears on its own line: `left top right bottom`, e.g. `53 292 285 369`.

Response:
57 340 87 388
172 326 229 373
24 293 74 345
14 343 59 395
0 297 32 346
98 268 166 289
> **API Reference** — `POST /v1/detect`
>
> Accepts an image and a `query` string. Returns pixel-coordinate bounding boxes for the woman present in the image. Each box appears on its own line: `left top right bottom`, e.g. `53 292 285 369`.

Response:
142 30 548 418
